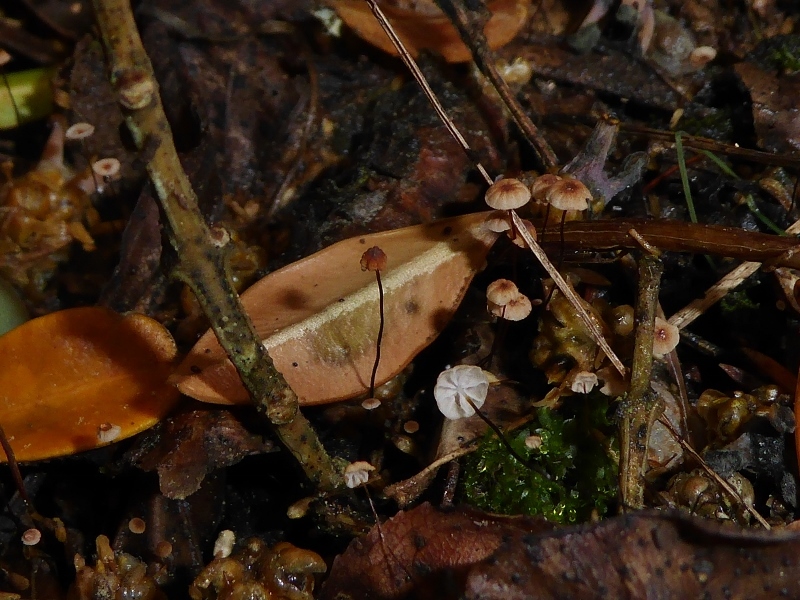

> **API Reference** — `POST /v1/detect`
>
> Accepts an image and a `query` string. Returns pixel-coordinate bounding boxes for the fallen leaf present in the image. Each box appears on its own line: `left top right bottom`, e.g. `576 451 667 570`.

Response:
329 0 530 63
322 503 800 600
0 306 179 462
129 409 275 500
173 212 498 406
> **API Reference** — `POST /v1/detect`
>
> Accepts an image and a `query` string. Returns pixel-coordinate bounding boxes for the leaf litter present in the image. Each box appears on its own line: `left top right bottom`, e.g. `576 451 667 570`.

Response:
1 0 800 598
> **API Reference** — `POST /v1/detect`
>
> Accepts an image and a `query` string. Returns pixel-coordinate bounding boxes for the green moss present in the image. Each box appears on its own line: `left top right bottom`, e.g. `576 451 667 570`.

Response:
459 397 618 524
720 288 759 313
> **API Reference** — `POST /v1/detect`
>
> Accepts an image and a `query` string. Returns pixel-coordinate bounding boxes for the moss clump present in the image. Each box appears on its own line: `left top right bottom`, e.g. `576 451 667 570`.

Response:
720 288 759 314
459 397 618 524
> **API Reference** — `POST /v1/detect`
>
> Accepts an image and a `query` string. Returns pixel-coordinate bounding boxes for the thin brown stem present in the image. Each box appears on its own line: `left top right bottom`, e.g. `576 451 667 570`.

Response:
0 423 31 510
369 270 385 398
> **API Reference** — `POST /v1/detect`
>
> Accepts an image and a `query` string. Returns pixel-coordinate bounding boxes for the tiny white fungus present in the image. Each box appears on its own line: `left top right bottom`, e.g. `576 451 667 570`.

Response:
213 529 236 558
344 461 376 489
433 365 489 420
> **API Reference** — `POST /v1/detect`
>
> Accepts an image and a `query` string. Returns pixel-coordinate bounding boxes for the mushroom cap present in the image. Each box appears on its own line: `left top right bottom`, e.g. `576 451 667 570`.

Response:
530 174 562 202
344 461 376 488
484 210 512 233
488 292 532 321
65 122 95 141
652 316 680 356
361 397 381 410
485 177 531 210
360 246 387 272
509 218 537 248
545 178 591 211
489 292 532 321
92 157 121 179
486 278 519 306
433 364 489 420
570 370 599 394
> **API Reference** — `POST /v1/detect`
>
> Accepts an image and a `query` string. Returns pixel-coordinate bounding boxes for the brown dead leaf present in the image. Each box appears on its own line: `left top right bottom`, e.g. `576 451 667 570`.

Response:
130 409 275 500
0 306 179 462
329 0 530 63
323 503 800 600
173 212 498 406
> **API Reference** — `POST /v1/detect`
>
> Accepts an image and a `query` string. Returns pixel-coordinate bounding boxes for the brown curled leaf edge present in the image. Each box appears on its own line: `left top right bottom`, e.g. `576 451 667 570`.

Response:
172 212 499 406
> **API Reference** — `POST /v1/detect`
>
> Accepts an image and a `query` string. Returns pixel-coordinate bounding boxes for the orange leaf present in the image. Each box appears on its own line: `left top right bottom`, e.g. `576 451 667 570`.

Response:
173 212 498 406
328 0 529 63
0 307 179 462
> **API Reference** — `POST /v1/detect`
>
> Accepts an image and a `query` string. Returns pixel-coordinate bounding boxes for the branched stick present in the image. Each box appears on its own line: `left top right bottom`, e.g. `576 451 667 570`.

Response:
618 253 663 510
91 0 341 491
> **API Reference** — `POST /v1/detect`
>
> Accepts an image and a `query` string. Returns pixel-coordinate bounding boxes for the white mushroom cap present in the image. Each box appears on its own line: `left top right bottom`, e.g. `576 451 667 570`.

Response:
489 292 532 321
570 370 599 394
485 178 531 210
486 279 519 306
689 46 717 69
545 178 591 211
530 174 562 202
652 317 680 356
92 157 121 179
433 365 489 420
65 122 95 141
344 461 376 488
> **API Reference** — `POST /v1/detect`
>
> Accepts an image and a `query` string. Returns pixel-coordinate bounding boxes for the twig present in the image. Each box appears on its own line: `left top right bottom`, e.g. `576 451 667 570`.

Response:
433 0 559 169
668 216 800 330
91 0 341 491
511 211 626 376
364 0 493 185
619 254 663 510
658 417 771 529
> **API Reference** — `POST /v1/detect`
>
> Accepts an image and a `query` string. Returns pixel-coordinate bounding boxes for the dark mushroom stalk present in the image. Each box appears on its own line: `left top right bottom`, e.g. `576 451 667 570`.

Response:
361 246 388 399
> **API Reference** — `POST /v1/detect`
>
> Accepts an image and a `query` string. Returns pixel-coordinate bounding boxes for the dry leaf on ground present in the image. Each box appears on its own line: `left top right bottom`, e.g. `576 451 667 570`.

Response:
173 212 498 405
0 306 179 462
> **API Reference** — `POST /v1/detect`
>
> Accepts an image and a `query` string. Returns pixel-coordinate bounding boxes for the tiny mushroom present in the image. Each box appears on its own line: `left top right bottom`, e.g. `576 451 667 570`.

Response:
344 461 376 489
485 177 531 211
361 397 381 410
97 422 121 444
652 317 680 357
92 157 121 180
213 530 236 559
530 174 562 202
571 370 599 394
545 177 592 212
21 528 41 546
486 279 519 307
433 364 489 420
65 122 95 141
508 218 537 248
484 210 512 233
128 518 146 534
489 292 532 321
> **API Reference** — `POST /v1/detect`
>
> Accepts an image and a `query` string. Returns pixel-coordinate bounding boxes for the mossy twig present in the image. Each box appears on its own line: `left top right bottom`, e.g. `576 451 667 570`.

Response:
619 253 663 510
91 0 341 491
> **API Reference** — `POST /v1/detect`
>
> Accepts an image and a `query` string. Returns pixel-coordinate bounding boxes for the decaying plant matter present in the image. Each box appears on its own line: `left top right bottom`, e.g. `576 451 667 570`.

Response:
3 0 800 597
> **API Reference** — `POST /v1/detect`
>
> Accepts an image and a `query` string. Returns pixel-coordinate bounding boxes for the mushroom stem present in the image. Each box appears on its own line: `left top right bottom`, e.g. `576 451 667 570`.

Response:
370 268 385 399
0 422 32 511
